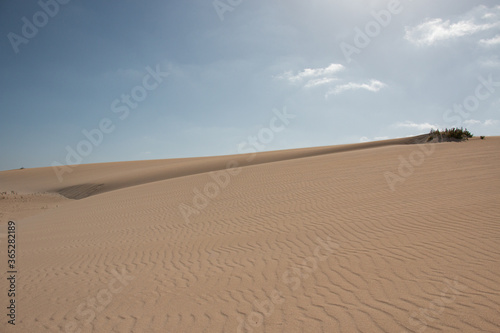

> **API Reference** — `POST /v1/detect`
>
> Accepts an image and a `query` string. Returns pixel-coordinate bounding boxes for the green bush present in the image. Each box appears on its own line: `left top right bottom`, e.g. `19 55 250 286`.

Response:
430 128 473 140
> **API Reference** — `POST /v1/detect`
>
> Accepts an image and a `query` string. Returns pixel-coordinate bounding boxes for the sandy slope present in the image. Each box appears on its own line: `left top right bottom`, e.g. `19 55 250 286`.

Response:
0 136 425 200
1 137 499 332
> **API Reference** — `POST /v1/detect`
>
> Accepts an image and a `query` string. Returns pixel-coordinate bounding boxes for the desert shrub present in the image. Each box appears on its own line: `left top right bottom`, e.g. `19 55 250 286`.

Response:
480 136 485 140
430 128 473 140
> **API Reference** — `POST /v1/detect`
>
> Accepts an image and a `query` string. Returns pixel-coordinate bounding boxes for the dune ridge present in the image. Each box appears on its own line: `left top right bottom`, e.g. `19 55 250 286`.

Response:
1 135 427 200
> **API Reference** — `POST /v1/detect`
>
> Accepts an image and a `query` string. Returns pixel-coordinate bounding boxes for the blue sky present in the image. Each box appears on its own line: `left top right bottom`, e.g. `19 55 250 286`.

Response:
1 0 499 171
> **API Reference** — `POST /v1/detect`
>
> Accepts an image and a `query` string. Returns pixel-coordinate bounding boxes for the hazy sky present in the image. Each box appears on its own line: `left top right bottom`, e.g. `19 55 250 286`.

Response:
1 0 499 171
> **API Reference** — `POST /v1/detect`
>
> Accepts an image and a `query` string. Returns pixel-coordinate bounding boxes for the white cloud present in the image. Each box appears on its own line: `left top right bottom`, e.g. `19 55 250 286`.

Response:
405 19 499 45
277 63 344 84
463 119 481 125
484 119 499 126
304 77 337 88
326 79 386 96
278 64 385 98
464 119 499 126
479 35 500 47
395 121 439 131
478 56 500 68
404 6 500 46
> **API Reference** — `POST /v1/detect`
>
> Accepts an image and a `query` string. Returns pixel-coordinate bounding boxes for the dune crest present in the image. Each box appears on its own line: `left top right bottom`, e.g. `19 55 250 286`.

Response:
3 135 434 200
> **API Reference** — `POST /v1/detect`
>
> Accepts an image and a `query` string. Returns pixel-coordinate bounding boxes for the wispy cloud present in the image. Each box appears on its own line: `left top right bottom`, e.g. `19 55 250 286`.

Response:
478 55 500 68
479 34 500 47
326 80 386 97
395 121 439 131
277 63 344 84
304 77 337 88
464 119 499 126
276 63 345 91
404 5 500 46
485 119 499 126
464 119 481 125
278 64 386 99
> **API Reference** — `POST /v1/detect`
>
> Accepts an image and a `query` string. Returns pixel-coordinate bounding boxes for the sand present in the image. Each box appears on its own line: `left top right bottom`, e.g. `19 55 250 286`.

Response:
0 136 499 332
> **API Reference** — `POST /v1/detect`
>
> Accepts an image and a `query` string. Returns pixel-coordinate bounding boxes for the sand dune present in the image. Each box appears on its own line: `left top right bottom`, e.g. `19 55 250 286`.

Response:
0 136 425 200
1 137 499 332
